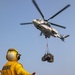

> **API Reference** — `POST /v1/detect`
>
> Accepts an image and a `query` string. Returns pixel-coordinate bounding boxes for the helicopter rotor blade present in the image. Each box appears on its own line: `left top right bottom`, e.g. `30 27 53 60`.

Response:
49 22 66 29
20 22 33 25
32 0 44 20
47 4 70 21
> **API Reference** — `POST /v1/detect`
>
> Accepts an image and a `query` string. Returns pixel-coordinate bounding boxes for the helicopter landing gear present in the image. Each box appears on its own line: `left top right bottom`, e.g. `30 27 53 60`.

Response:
41 39 54 63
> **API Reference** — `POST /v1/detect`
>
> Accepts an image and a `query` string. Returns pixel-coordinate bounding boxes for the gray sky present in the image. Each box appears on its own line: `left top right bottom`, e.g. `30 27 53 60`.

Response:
0 0 75 75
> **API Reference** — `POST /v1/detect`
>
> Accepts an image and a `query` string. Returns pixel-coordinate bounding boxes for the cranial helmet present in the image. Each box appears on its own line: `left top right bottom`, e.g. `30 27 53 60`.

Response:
6 48 21 61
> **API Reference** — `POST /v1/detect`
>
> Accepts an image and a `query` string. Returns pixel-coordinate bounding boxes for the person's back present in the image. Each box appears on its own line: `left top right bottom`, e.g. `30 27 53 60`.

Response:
2 61 19 75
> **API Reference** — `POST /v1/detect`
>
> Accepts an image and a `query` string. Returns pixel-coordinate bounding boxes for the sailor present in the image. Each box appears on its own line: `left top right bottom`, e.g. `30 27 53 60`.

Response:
1 48 35 75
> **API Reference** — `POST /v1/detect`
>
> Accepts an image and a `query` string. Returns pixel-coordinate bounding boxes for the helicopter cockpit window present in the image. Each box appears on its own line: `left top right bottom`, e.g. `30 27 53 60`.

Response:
36 19 41 21
41 20 44 24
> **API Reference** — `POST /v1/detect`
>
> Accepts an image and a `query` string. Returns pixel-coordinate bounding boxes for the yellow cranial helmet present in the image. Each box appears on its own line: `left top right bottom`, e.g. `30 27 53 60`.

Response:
6 48 21 61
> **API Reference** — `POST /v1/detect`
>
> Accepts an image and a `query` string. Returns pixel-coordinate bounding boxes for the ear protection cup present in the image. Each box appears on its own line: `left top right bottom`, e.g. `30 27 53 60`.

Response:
6 52 15 61
17 53 21 60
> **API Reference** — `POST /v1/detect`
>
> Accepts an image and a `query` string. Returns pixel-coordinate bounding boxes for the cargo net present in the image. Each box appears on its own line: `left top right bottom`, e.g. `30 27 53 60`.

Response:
41 39 54 63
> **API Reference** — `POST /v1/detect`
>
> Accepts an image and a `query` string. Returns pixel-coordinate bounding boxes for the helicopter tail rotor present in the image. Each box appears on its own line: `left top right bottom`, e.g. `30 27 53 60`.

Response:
60 35 70 41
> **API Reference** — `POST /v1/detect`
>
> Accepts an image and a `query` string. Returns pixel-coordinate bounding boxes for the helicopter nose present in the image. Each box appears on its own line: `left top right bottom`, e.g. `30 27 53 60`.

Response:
33 20 36 23
33 19 40 25
33 20 37 24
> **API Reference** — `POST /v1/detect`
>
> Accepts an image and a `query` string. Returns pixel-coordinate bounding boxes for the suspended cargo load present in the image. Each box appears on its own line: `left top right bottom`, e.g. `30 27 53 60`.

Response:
41 53 54 63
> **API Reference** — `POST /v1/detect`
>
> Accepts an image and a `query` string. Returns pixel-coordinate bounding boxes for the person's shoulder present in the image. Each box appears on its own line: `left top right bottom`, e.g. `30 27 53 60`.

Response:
16 62 23 68
15 62 24 71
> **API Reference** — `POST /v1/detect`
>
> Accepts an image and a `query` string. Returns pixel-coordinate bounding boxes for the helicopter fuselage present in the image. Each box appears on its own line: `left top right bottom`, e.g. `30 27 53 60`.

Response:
20 0 70 41
33 19 59 38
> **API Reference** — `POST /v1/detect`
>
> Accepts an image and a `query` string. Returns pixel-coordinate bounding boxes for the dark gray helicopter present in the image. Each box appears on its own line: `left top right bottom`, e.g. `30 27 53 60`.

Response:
20 0 70 41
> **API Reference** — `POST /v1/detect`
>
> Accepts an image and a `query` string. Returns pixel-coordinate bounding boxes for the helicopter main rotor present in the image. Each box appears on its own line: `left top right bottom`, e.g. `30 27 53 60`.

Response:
20 0 71 29
32 0 45 20
47 4 70 21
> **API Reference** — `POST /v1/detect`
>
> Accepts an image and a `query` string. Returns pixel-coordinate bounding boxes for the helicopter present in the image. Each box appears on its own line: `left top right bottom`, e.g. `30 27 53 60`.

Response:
20 0 70 41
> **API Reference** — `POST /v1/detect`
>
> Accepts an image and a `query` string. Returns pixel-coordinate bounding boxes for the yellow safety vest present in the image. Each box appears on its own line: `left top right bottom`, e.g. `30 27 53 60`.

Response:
1 61 31 75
